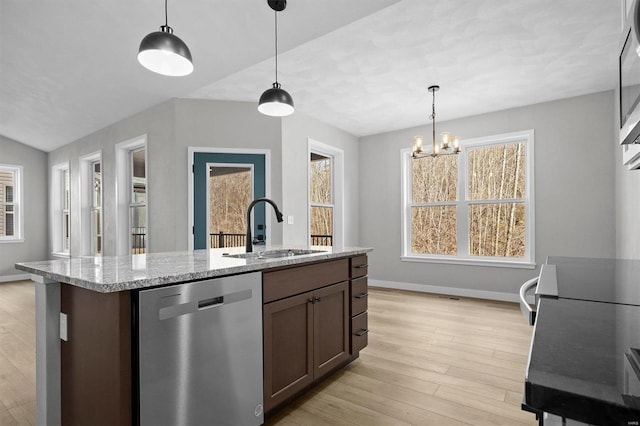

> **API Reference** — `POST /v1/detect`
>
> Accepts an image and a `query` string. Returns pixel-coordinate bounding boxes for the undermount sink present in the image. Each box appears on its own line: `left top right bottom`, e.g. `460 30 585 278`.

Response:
225 249 326 259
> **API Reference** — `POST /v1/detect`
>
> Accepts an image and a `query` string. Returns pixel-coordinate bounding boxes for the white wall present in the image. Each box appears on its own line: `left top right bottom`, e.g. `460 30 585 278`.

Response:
0 135 48 279
359 91 616 298
282 112 360 247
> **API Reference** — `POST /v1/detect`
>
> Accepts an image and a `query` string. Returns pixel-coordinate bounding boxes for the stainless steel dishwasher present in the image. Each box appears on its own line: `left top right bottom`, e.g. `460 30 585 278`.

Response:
137 272 263 426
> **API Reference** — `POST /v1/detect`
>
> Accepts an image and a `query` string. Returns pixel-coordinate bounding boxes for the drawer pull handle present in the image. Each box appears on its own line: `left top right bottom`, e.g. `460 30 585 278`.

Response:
355 328 369 337
354 264 368 269
354 293 368 299
308 297 322 304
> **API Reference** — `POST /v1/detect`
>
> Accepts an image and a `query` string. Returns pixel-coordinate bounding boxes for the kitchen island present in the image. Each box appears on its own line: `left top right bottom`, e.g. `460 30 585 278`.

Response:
16 246 372 426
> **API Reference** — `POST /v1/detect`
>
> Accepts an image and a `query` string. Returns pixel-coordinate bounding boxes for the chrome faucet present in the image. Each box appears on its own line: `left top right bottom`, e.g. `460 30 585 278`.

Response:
245 198 284 252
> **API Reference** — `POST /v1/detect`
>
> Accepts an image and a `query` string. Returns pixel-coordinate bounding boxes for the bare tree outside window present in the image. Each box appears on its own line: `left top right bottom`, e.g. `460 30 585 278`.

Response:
410 155 457 254
209 167 252 248
310 154 333 246
467 143 526 258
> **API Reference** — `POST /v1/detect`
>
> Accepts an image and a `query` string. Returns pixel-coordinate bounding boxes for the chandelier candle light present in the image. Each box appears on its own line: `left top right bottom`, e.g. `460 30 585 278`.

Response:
412 85 460 158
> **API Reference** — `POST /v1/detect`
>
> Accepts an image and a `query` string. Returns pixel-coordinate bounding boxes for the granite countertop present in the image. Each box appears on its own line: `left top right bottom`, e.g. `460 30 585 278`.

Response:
15 246 372 293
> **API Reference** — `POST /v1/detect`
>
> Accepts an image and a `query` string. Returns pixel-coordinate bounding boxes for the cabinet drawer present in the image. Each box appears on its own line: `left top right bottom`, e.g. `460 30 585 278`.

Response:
350 277 368 317
263 259 349 303
351 312 368 354
350 255 368 278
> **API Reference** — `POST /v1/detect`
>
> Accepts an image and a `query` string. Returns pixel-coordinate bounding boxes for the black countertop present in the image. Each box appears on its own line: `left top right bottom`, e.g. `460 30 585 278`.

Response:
547 256 640 306
525 257 640 425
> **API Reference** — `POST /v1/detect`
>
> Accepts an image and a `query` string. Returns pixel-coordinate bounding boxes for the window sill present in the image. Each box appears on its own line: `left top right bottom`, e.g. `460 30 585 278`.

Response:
51 252 71 259
0 238 24 244
400 255 536 269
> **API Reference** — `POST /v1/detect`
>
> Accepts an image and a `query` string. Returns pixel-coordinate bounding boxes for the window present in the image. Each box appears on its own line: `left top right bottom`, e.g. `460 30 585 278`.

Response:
0 165 22 241
402 130 534 267
92 161 102 255
51 163 70 256
130 148 147 254
80 152 102 255
116 135 147 256
62 168 71 254
309 153 333 246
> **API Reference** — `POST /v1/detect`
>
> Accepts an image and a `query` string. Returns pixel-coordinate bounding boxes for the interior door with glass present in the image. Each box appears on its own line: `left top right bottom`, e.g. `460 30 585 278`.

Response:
193 153 266 250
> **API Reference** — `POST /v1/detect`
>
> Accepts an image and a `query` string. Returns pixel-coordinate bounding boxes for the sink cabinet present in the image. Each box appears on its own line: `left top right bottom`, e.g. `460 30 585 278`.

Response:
262 258 352 413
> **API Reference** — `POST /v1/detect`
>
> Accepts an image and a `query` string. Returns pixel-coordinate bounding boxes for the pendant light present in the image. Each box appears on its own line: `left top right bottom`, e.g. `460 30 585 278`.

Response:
412 85 460 159
258 0 295 117
138 0 193 77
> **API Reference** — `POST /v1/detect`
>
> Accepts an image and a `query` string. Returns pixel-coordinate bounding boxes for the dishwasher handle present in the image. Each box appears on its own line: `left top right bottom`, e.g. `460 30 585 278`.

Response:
519 277 538 326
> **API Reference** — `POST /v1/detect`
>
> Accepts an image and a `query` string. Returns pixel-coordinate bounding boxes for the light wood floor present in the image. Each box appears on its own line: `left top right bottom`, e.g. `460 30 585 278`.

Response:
0 281 536 425
0 281 36 425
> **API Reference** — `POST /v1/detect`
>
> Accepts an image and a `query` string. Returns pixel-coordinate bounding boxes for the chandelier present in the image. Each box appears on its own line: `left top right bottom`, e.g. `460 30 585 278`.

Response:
412 85 460 158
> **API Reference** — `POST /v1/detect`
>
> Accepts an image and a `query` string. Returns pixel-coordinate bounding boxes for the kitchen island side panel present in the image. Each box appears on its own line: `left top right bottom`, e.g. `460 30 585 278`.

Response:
60 283 132 425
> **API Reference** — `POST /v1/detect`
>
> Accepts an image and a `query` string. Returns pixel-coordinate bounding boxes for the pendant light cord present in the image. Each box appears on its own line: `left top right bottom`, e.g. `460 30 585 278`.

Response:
274 10 278 83
165 0 169 27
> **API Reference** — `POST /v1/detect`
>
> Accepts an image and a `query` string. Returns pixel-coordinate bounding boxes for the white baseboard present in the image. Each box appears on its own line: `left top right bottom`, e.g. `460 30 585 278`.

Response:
369 279 534 304
0 273 31 283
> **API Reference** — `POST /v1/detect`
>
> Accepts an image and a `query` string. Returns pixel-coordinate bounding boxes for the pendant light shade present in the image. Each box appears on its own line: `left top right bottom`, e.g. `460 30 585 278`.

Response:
258 0 294 117
259 83 294 116
138 0 193 77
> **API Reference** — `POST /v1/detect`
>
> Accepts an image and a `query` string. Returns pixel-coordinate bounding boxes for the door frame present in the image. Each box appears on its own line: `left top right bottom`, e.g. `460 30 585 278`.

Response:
188 147 271 251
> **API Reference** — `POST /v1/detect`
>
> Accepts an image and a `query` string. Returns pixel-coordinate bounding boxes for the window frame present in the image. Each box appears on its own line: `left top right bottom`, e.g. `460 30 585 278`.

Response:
0 164 23 243
91 160 102 255
62 168 71 255
51 162 71 257
115 135 147 256
401 130 535 269
129 147 147 255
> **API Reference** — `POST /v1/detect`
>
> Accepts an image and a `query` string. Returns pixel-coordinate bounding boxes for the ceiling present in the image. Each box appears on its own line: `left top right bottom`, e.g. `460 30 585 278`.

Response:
0 0 623 153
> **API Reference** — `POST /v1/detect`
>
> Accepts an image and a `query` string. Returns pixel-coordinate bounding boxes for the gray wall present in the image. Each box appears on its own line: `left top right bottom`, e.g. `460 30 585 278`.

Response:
48 100 175 256
0 135 48 278
282 112 360 247
174 99 283 246
359 91 616 298
47 98 283 255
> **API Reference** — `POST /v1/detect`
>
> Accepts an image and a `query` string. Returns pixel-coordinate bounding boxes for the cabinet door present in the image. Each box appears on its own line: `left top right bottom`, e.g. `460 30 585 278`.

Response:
313 281 350 379
263 291 314 412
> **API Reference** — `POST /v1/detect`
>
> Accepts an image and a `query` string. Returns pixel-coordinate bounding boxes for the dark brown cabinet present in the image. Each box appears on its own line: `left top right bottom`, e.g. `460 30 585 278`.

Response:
263 259 351 413
313 282 350 378
350 255 369 355
263 291 314 412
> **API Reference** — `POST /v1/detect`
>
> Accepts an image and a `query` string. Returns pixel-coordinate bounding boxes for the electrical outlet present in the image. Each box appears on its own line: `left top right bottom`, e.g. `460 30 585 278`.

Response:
287 215 294 225
60 313 68 341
